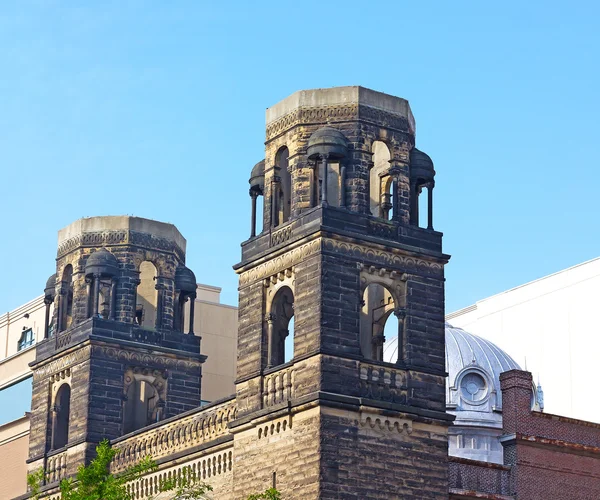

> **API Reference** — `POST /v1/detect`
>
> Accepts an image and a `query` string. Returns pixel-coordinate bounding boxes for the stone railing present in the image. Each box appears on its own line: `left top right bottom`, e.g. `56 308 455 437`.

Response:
111 398 237 473
263 364 296 407
359 361 407 404
46 449 68 484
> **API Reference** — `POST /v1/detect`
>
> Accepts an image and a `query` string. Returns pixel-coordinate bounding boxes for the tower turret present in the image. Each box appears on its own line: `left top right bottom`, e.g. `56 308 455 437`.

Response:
28 216 205 486
232 87 452 498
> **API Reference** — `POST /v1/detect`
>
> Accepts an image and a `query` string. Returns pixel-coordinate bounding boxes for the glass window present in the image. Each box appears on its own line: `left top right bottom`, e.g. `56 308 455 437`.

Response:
0 377 32 425
17 328 35 351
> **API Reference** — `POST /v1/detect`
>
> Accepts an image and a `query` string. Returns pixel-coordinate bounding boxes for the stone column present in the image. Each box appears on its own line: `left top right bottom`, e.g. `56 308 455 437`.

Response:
110 278 118 320
50 404 59 450
250 189 259 237
390 166 401 221
266 313 277 368
271 176 281 227
43 298 52 339
340 163 346 207
188 293 196 334
394 308 406 366
85 277 92 319
409 180 419 226
92 274 100 317
155 281 164 329
309 161 317 208
321 154 329 207
427 182 434 230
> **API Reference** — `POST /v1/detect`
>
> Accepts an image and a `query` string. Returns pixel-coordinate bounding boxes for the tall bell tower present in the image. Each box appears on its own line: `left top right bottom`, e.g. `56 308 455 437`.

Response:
233 87 451 499
28 216 205 486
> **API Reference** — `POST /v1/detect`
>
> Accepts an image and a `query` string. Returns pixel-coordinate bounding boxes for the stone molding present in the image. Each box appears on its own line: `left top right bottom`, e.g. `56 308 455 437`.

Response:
359 410 413 434
33 345 92 380
57 230 185 260
266 104 412 140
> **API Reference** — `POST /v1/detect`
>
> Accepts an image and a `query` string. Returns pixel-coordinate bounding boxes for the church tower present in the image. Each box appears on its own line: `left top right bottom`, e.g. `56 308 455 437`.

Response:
233 87 451 498
28 216 204 485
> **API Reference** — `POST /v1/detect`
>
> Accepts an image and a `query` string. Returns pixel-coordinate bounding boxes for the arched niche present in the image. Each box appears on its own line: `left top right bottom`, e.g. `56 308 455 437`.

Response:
136 261 158 329
266 285 295 368
52 383 71 449
370 141 392 218
360 282 397 361
122 368 167 434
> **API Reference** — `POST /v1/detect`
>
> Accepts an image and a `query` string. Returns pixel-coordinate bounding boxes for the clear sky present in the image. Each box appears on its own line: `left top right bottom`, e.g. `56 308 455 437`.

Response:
1 0 599 317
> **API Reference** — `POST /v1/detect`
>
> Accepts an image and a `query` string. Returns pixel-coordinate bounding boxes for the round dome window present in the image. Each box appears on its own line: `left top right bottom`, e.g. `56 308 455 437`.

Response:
460 372 487 402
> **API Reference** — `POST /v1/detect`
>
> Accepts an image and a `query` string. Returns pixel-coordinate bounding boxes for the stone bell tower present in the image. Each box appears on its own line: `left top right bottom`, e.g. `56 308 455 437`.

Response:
28 216 205 485
233 87 451 499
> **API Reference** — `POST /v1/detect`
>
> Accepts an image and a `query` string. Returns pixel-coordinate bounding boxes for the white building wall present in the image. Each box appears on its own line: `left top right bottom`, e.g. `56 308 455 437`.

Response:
447 257 600 423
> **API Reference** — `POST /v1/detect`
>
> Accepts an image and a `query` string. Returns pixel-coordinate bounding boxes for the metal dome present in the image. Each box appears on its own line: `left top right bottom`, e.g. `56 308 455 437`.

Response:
249 159 265 191
307 127 349 160
175 266 197 293
384 322 521 463
410 147 435 182
85 248 119 277
44 273 57 300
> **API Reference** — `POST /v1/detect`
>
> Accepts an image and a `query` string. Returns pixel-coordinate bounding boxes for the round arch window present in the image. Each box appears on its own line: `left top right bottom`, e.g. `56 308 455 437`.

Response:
460 372 487 402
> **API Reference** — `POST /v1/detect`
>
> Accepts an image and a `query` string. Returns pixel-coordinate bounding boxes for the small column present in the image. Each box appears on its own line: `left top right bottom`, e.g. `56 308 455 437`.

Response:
155 281 163 329
85 277 92 318
57 289 64 332
266 313 277 368
92 274 101 317
250 189 259 238
321 154 329 207
409 181 419 226
309 162 318 208
43 298 52 339
390 167 401 221
132 277 141 324
109 278 118 320
188 293 196 334
427 182 434 230
394 308 406 366
50 404 60 450
340 163 346 207
271 176 281 227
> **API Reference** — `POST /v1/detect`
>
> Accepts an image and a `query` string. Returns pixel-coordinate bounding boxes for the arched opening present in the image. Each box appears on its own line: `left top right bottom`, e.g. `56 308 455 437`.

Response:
123 378 160 434
275 147 291 226
52 384 71 449
59 265 73 332
370 141 392 218
382 314 400 364
360 283 396 361
266 286 295 368
136 261 158 329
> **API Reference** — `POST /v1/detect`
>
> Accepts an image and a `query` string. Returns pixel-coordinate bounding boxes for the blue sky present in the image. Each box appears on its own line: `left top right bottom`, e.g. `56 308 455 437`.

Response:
1 0 599 317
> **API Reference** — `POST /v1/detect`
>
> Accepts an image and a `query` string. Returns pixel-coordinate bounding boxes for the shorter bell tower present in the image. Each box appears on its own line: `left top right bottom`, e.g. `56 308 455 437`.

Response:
28 216 205 486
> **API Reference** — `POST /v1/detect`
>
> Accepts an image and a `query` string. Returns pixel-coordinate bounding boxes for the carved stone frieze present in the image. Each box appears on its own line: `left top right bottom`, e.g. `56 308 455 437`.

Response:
238 239 320 286
90 345 202 371
323 239 443 274
266 104 412 140
33 345 92 380
57 230 185 260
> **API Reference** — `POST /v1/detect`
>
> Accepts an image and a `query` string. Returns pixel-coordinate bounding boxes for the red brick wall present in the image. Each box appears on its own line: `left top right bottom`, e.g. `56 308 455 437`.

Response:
500 370 600 500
